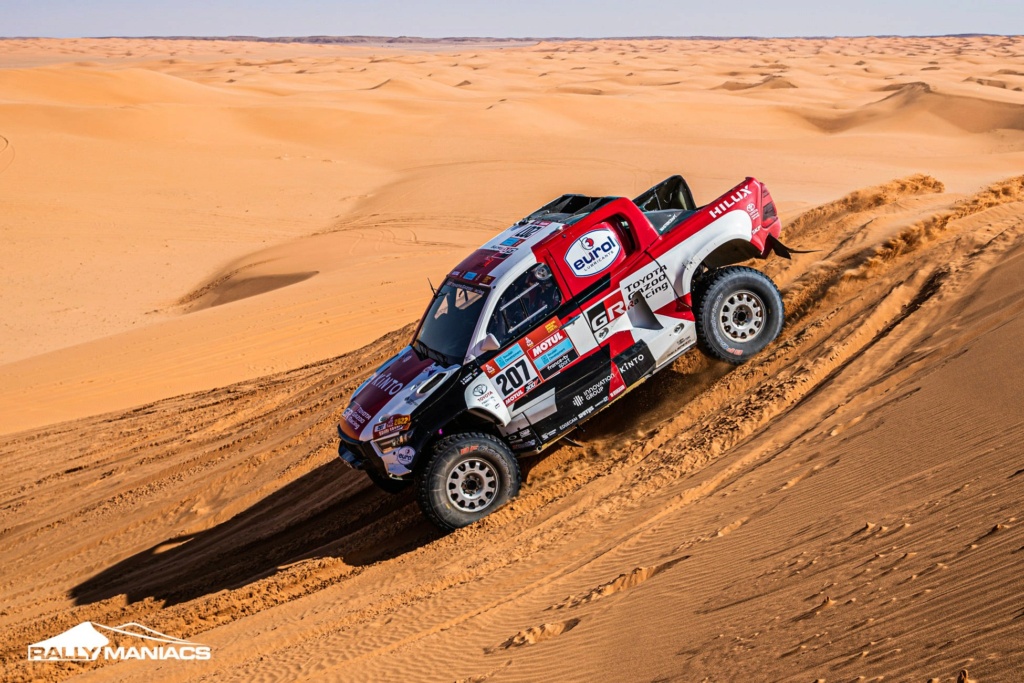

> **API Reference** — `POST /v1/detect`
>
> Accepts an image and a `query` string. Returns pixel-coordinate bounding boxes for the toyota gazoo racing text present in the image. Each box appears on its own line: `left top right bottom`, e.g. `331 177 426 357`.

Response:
337 175 793 530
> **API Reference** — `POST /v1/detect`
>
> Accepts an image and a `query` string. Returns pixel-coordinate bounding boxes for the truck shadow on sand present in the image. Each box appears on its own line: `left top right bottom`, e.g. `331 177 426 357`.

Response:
71 460 439 607
71 358 734 609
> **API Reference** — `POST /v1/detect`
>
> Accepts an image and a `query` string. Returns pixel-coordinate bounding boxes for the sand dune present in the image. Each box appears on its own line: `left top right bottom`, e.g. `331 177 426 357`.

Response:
802 81 1024 133
2 36 1023 433
1 35 1024 682
2 172 1023 682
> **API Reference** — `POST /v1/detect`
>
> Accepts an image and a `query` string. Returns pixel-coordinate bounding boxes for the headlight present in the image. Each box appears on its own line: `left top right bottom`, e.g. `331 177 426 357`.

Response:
375 430 412 452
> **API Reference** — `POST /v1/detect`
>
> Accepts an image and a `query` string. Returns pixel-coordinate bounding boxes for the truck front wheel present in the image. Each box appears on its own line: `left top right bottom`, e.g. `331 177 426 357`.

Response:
417 432 521 532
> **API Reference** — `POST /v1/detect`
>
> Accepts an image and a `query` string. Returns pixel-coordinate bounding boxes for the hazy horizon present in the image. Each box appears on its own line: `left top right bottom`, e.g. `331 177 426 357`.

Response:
4 1 1023 40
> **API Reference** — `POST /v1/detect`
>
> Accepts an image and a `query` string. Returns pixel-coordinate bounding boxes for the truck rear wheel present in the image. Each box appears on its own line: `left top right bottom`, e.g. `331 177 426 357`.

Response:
694 266 784 364
417 432 521 532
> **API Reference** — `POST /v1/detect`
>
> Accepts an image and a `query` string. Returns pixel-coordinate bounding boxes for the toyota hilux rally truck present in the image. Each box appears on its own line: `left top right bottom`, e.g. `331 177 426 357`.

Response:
338 175 792 531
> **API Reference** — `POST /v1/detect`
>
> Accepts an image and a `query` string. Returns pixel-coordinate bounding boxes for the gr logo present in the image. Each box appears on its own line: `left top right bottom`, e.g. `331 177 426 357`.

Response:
586 291 634 335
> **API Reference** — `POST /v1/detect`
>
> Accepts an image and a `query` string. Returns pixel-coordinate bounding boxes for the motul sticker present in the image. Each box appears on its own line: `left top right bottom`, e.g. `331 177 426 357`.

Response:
528 330 567 360
564 228 621 278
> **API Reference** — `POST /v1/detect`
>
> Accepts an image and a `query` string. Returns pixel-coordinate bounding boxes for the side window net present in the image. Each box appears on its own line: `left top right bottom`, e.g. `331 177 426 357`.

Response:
488 264 562 346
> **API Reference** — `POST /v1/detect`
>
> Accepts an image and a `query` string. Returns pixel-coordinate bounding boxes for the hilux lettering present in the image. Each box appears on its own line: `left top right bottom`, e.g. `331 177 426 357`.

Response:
708 187 753 219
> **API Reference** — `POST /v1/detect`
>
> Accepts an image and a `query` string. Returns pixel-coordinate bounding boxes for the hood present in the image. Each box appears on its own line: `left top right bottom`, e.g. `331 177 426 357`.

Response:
339 345 457 441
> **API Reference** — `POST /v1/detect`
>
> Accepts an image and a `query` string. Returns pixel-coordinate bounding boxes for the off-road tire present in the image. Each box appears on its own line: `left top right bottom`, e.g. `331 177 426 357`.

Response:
693 266 784 364
417 432 521 532
366 467 411 494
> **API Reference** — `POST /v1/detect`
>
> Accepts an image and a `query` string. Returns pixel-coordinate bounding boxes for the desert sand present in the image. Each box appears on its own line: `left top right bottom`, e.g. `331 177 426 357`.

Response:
1 35 1023 682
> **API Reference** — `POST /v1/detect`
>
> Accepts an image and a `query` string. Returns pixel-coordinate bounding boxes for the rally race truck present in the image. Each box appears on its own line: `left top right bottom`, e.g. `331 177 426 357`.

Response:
337 174 793 531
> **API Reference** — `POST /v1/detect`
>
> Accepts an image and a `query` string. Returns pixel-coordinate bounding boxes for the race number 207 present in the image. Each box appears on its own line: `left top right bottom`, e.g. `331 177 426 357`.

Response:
494 358 537 397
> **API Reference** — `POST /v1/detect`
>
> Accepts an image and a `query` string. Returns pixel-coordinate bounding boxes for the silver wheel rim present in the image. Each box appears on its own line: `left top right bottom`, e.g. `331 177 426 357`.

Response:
446 457 499 512
717 289 765 343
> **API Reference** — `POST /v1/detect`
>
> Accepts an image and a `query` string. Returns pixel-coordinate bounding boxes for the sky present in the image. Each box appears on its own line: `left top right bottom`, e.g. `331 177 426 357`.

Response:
2 0 1023 39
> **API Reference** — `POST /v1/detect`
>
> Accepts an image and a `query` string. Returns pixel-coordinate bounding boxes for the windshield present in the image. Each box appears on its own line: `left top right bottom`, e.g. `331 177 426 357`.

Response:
415 281 488 364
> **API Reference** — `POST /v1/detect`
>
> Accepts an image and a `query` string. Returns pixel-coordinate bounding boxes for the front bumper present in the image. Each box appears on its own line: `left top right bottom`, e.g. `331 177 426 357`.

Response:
337 426 416 478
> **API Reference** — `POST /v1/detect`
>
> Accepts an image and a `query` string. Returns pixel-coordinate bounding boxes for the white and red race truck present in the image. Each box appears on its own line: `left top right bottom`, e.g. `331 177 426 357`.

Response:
338 175 791 530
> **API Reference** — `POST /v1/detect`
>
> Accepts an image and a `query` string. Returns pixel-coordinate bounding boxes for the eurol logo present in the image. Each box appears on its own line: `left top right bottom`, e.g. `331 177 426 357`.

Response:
565 228 621 277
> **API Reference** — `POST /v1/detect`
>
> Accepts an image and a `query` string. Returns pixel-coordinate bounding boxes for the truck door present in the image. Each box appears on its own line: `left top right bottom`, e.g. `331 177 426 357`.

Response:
545 215 666 352
524 216 663 440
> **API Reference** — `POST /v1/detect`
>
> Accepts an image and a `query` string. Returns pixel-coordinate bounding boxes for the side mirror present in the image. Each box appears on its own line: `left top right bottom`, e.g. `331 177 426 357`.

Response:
478 334 501 353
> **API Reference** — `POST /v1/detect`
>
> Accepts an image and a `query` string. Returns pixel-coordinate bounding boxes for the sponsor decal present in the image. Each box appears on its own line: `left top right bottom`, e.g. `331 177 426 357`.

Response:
368 371 404 396
455 281 487 297
533 338 574 369
540 428 558 440
564 228 621 277
469 382 503 412
450 270 462 278
523 326 578 380
500 237 525 247
745 202 759 221
506 427 538 450
558 416 579 432
480 275 495 285
464 271 478 281
613 340 655 386
372 414 411 438
522 317 561 348
512 223 545 239
673 325 697 349
624 264 670 299
344 404 372 431
586 291 634 337
394 446 415 466
570 373 612 409
528 330 567 360
539 351 576 379
708 187 753 219
494 344 525 369
27 622 210 662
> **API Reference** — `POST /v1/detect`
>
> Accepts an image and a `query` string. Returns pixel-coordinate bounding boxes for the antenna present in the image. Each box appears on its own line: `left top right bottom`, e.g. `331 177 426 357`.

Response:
427 278 437 296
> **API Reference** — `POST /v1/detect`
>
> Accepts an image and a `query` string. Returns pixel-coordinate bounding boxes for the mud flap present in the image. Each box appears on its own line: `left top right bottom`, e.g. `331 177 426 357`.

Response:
765 234 819 259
